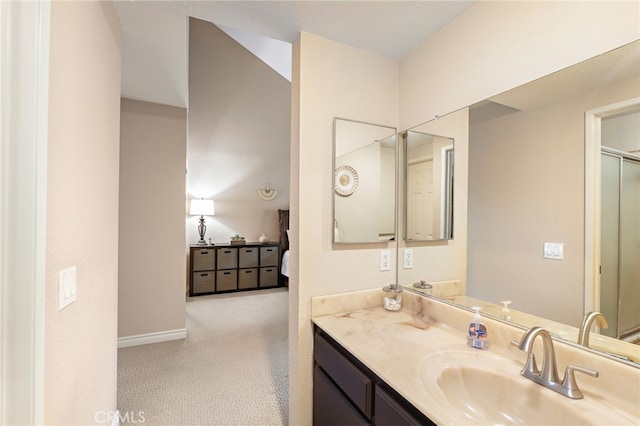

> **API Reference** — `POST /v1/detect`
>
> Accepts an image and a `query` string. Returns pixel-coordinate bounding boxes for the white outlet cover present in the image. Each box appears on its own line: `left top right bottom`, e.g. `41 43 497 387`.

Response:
380 250 391 271
403 249 413 269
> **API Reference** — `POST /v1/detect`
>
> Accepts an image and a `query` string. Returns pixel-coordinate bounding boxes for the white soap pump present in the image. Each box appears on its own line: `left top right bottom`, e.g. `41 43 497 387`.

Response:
501 300 512 321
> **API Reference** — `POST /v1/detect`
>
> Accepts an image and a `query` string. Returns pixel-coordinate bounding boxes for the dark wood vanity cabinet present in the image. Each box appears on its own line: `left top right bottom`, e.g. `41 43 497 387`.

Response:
313 327 435 426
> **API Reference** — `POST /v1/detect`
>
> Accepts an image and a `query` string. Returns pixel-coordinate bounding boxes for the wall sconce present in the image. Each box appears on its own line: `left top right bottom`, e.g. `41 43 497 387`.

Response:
189 198 215 245
257 183 278 201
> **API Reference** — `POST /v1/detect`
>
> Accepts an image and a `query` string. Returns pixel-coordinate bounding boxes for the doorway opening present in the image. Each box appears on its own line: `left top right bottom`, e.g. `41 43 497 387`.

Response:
584 98 640 343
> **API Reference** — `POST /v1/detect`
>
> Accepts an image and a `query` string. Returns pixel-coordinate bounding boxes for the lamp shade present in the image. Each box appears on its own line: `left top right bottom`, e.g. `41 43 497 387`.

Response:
189 199 215 216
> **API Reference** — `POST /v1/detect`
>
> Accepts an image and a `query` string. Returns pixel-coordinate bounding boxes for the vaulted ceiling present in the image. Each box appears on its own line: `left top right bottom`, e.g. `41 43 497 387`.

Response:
115 1 476 107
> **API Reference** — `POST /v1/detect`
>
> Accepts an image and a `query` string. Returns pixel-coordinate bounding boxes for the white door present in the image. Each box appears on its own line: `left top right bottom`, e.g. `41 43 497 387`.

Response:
407 159 434 240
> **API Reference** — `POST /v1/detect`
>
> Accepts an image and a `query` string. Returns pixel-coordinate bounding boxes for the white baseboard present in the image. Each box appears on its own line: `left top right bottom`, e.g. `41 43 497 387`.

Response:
118 328 187 348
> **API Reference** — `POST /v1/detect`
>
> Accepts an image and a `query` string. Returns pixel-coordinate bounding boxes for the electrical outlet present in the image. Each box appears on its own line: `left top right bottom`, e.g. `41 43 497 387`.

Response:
403 249 413 269
380 250 391 271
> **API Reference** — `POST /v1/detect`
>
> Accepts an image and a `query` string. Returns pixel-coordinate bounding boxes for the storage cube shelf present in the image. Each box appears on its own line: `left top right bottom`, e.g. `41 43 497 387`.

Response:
189 242 282 296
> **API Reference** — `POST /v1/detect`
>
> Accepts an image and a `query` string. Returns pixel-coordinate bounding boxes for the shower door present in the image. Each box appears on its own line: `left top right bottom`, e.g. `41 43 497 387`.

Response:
600 149 640 340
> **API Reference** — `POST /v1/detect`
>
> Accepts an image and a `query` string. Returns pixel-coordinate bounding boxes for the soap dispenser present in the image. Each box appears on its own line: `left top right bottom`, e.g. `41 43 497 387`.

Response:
467 307 489 350
501 300 512 321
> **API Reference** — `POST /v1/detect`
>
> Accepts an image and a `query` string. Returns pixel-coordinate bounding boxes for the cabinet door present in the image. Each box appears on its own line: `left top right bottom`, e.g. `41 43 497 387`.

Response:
314 333 372 419
313 366 369 426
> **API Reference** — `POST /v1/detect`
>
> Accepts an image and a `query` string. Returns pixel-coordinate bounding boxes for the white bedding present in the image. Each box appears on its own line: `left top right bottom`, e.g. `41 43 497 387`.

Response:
281 250 290 277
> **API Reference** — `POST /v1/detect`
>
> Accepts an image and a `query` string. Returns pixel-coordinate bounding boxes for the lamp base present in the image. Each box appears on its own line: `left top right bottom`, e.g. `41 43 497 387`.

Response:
196 216 208 245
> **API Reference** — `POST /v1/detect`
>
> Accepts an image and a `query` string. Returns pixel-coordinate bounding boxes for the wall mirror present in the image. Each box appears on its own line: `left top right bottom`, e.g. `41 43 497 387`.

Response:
399 39 640 366
333 118 396 244
402 130 454 241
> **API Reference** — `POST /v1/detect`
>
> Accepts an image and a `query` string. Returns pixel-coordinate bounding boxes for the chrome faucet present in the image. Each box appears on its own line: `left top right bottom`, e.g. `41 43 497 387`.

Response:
578 311 608 347
514 326 599 399
516 327 560 384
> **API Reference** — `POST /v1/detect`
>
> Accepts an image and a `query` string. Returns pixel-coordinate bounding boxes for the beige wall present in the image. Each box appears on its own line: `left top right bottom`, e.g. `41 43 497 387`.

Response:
399 1 640 130
290 32 399 425
468 74 640 326
45 1 121 424
118 99 187 338
188 18 291 245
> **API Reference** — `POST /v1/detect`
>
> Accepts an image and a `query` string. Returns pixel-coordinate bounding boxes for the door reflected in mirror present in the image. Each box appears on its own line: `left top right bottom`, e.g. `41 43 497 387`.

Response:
333 118 396 244
403 131 454 241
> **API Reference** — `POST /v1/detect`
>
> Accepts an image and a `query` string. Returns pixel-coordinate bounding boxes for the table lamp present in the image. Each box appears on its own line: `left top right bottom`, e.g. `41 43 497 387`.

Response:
190 198 215 245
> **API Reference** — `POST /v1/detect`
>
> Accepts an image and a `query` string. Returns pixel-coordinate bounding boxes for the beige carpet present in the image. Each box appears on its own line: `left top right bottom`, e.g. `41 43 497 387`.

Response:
117 288 289 426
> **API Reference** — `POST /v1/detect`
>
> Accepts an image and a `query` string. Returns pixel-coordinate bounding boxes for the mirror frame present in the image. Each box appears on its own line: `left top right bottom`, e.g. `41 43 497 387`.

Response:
332 117 397 244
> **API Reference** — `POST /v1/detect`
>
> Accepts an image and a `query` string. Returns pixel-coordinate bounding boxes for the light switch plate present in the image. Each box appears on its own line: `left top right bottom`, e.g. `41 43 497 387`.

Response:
380 250 391 271
59 266 77 311
543 242 564 260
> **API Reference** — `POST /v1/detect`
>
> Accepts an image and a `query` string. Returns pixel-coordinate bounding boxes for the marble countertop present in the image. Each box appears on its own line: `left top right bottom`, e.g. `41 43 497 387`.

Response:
313 305 472 425
425 292 640 364
311 288 640 425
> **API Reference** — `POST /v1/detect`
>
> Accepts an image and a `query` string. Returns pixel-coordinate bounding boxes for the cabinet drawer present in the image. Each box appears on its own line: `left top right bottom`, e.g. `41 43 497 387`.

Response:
260 246 279 267
238 268 258 289
314 332 372 419
192 271 215 294
217 248 237 270
192 248 215 271
313 366 369 426
239 247 259 268
216 270 237 291
375 386 432 426
259 267 279 288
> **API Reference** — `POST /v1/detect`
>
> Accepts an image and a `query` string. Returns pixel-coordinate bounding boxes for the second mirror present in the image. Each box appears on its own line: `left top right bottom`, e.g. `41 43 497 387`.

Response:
402 130 454 241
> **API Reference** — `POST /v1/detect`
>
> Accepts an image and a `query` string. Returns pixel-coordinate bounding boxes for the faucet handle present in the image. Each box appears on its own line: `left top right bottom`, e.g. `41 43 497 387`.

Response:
561 365 599 399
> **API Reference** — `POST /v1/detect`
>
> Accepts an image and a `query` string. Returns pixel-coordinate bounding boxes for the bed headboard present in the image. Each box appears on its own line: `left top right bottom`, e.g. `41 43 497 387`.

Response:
278 209 289 252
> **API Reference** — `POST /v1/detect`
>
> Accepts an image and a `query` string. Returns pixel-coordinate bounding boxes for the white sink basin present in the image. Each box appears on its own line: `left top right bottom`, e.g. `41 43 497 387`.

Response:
420 350 635 425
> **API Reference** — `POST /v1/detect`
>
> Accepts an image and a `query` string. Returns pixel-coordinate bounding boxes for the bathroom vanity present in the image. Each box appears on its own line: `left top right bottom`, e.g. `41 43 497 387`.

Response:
311 289 640 425
314 327 433 425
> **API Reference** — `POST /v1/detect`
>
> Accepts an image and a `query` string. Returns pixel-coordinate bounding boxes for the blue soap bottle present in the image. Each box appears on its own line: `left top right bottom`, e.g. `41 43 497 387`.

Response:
467 306 489 350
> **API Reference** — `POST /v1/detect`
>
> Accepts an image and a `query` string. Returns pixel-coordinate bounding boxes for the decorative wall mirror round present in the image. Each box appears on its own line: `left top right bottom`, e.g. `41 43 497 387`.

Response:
334 165 359 196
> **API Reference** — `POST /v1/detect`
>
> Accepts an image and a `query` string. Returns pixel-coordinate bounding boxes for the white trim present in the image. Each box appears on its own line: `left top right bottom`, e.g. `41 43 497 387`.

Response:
1 1 49 424
117 328 187 348
584 97 640 315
